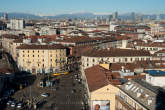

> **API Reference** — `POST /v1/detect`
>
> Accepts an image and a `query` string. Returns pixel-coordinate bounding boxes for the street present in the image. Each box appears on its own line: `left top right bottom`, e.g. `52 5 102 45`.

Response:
4 70 86 110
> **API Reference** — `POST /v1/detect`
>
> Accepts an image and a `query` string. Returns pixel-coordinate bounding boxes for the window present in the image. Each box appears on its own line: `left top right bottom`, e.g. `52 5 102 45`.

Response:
43 64 44 67
87 58 89 62
38 64 40 67
147 58 150 61
33 55 34 57
38 50 39 53
87 64 89 66
93 59 95 62
23 55 25 57
125 58 127 62
43 59 44 61
130 58 132 61
50 54 52 57
50 59 52 62
38 55 39 57
119 58 121 62
23 51 24 53
141 58 144 61
28 50 29 53
113 58 115 62
43 50 44 53
28 55 29 57
33 50 34 53
135 58 139 61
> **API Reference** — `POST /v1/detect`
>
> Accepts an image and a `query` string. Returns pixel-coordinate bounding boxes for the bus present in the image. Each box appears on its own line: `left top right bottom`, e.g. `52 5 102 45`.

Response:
52 71 69 77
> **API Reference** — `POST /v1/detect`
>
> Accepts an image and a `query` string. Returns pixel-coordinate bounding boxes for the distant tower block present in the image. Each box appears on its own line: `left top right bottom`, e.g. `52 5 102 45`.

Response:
113 11 118 21
3 13 8 20
138 13 143 22
156 14 161 21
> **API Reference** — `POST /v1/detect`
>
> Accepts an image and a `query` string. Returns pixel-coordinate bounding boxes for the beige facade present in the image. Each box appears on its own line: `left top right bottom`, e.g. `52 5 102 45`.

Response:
89 84 119 110
17 45 67 74
11 41 23 61
81 56 152 71
135 45 165 54
2 35 18 53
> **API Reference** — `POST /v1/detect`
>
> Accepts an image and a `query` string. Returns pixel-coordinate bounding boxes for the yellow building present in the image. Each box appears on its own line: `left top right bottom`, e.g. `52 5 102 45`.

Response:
11 39 23 61
84 65 121 110
1 34 19 53
17 44 67 74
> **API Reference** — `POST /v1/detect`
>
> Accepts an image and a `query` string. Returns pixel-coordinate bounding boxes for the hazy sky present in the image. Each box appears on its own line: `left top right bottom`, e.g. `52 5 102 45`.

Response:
0 0 165 15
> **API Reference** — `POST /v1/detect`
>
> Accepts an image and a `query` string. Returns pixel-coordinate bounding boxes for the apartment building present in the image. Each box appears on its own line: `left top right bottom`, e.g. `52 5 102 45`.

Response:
11 39 23 61
84 65 122 110
116 79 165 110
1 34 19 53
145 70 165 88
135 42 165 54
81 48 152 70
17 44 67 74
8 19 25 30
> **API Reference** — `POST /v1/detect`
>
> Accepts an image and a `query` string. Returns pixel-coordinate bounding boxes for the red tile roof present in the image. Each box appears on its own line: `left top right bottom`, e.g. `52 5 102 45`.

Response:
13 39 23 43
82 48 151 57
85 65 110 92
17 44 66 50
85 65 121 92
2 34 19 39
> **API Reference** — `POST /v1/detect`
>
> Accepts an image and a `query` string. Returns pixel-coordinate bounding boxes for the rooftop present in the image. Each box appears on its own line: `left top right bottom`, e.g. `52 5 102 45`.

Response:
17 44 66 50
85 65 122 92
144 70 165 76
119 79 165 110
82 48 151 57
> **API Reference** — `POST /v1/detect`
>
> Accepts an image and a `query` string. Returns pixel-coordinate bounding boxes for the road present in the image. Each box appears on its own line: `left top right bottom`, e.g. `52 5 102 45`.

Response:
5 71 86 110
54 72 84 110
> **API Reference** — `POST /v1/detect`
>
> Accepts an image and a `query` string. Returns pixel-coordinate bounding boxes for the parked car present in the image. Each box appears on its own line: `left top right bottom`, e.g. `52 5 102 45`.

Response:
41 93 50 97
6 100 13 105
17 102 24 109
11 102 16 107
71 89 76 93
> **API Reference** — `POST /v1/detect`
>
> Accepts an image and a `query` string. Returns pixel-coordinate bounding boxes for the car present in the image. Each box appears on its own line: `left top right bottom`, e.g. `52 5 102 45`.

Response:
11 102 16 107
17 103 23 109
71 89 76 93
41 93 50 97
6 100 12 106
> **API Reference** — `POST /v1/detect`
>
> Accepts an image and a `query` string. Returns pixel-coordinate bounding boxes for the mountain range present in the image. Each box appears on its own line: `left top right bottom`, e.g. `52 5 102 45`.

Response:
0 12 165 20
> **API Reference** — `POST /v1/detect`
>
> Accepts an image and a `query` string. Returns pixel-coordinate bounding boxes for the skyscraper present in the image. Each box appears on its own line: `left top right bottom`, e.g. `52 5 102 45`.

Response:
113 12 118 20
9 19 25 30
138 13 143 22
131 12 135 22
106 15 113 24
3 13 8 20
156 14 161 21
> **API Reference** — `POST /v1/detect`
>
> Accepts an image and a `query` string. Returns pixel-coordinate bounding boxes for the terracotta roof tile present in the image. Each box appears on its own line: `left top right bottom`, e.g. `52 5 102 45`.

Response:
85 65 121 92
17 44 66 50
83 48 151 57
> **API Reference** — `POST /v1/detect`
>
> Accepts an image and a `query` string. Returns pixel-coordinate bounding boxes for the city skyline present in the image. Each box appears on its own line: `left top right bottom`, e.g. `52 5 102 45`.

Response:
0 0 165 16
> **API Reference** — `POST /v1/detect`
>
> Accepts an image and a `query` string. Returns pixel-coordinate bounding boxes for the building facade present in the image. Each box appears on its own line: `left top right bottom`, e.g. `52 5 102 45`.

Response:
116 79 165 110
81 48 152 71
17 44 67 74
9 19 25 30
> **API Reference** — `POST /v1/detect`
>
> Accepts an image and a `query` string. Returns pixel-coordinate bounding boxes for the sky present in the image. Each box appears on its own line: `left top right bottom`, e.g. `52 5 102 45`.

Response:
0 0 165 16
